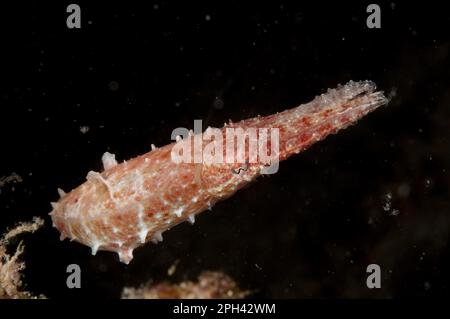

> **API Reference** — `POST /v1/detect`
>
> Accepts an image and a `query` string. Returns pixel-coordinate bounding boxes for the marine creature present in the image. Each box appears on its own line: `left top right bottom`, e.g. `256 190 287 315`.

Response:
50 80 388 263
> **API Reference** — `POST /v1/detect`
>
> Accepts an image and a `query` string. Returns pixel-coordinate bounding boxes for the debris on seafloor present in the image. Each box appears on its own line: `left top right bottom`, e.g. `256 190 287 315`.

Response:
121 271 251 299
0 217 45 299
0 173 23 192
50 80 388 264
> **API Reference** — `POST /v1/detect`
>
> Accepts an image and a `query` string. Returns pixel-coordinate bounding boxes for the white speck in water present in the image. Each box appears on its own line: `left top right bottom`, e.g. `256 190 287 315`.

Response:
388 87 397 99
383 192 400 216
213 97 224 109
80 126 90 134
383 192 392 212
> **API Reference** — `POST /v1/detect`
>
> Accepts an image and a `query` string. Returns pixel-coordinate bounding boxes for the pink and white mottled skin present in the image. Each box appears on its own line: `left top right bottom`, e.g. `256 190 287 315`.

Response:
49 80 388 264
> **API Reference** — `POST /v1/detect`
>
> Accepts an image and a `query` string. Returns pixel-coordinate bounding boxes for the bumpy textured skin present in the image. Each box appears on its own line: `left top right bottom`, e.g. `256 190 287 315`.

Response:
50 81 388 263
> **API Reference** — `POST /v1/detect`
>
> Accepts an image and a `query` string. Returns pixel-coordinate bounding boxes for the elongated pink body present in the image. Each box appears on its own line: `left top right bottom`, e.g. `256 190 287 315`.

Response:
50 81 388 263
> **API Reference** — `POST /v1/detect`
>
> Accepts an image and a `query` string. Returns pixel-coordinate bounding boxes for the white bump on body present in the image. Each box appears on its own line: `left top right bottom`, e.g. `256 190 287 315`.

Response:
102 152 118 170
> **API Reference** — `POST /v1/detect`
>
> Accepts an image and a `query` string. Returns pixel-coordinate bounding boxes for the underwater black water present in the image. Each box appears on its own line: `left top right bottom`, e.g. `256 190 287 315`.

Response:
0 1 449 298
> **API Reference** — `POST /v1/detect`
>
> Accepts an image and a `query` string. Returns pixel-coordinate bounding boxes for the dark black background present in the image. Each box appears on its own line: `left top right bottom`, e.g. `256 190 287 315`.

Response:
0 1 449 298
